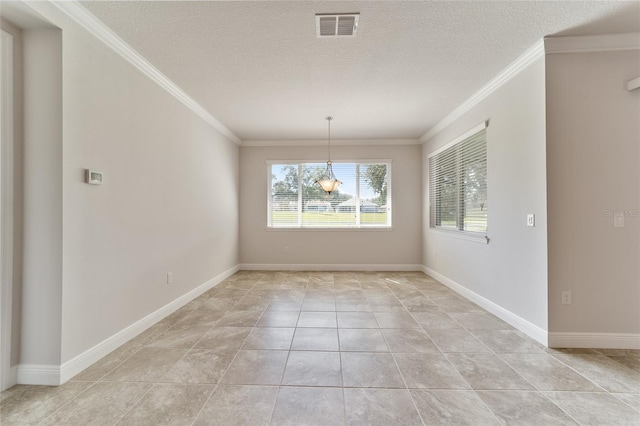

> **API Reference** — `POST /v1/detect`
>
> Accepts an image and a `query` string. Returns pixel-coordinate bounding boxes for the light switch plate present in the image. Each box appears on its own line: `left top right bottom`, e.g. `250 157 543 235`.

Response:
527 214 535 227
614 212 624 228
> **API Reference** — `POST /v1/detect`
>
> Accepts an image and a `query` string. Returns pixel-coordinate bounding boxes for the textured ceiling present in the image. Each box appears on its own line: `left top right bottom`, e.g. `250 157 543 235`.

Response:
80 0 639 142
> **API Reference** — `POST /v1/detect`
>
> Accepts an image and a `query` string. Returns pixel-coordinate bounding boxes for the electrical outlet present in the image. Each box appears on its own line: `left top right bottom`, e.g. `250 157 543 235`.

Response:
167 272 173 285
284 246 290 253
527 214 535 227
561 290 571 305
614 212 624 228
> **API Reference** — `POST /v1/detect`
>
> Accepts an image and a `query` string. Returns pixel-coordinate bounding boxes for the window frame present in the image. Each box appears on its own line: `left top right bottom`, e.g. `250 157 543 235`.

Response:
267 159 392 229
428 122 488 242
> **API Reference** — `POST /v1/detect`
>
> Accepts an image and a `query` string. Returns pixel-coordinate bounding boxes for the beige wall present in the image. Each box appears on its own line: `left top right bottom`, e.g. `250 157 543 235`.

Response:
422 57 549 333
9 3 240 368
239 144 422 268
546 50 640 335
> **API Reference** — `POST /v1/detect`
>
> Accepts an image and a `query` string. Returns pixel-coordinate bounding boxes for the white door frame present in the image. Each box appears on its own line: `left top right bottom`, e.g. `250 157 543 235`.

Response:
1 28 16 392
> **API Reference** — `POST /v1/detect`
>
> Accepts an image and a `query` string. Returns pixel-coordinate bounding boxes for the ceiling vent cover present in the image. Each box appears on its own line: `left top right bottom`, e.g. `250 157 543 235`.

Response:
316 13 359 37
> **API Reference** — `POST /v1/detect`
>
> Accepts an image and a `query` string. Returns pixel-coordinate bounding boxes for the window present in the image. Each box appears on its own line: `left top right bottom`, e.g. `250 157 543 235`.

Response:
429 123 487 235
268 161 391 228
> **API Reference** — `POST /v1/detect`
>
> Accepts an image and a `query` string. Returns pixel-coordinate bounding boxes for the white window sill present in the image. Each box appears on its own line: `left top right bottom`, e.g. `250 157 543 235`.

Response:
428 228 489 244
266 226 393 232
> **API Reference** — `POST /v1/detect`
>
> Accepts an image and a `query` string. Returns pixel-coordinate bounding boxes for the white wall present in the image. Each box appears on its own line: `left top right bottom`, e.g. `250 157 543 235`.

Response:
21 27 63 367
240 144 422 268
59 10 240 363
422 57 549 335
0 17 24 370
546 50 640 339
13 2 240 372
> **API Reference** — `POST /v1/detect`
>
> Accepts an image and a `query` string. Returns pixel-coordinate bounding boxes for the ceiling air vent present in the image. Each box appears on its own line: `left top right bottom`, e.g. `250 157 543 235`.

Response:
316 13 359 38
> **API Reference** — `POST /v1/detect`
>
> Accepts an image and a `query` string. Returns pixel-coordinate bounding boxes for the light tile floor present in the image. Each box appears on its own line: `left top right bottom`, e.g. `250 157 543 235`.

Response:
1 271 639 425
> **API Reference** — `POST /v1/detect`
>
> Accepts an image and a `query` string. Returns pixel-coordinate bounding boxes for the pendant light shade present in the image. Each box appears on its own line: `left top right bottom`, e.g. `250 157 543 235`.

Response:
316 116 342 194
316 161 341 193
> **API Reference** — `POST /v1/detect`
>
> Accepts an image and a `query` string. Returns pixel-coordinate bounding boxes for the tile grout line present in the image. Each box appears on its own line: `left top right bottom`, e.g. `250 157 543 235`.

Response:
535 390 590 426
240 272 282 424
33 381 101 426
335 300 348 426
386 277 504 425
191 276 267 425
548 352 631 394
268 275 311 425
110 382 157 426
497 352 607 393
188 384 219 426
379 279 428 426
484 352 586 425
610 392 640 413
70 349 139 384
155 277 250 425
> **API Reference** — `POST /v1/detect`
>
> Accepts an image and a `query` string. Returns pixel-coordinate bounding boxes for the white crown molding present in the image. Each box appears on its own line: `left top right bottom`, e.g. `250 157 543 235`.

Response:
420 39 545 143
40 0 241 145
548 332 640 350
422 266 549 346
545 32 640 54
239 263 423 272
241 139 420 147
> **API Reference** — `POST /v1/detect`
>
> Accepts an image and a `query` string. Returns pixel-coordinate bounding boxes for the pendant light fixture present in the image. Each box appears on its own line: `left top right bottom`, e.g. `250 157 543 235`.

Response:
316 116 342 194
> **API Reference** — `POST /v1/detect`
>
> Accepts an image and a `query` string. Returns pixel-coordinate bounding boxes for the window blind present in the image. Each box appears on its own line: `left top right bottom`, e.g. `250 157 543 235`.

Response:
429 128 487 234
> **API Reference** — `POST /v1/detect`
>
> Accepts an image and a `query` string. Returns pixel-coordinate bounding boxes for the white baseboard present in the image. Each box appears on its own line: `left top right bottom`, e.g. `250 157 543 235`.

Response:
548 332 640 349
1 365 18 391
16 364 60 386
59 264 239 383
239 263 423 272
15 265 239 386
9 365 17 386
422 266 549 346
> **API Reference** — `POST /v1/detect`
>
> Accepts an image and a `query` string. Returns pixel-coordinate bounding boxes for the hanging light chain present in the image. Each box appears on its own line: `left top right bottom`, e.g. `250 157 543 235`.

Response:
326 116 333 162
316 115 341 194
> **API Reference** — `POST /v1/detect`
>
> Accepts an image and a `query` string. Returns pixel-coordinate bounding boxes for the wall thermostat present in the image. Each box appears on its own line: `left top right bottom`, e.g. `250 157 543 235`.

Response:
85 169 104 185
